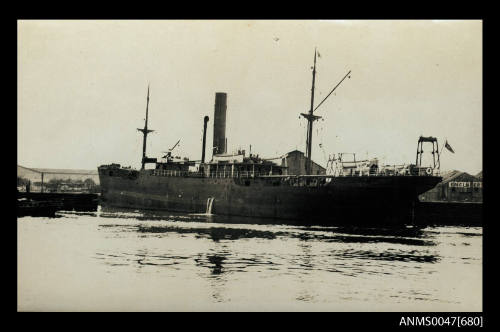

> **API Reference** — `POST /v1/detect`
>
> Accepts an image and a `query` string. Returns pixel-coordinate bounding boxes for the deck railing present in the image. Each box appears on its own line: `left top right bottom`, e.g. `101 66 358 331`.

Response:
338 166 441 177
151 169 274 178
151 167 440 179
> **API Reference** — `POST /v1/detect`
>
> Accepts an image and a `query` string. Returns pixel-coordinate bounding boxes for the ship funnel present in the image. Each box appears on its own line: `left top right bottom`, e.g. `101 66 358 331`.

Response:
201 116 209 163
213 92 227 156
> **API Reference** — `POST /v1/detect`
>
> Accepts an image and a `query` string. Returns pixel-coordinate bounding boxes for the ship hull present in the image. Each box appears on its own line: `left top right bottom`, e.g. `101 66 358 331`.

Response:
98 167 441 225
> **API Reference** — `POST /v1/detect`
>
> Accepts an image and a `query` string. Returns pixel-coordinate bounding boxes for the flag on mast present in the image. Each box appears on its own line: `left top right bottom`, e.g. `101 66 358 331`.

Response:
444 140 455 153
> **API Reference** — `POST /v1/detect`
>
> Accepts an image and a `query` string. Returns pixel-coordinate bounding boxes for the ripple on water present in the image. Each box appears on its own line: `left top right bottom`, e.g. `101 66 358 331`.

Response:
18 209 482 311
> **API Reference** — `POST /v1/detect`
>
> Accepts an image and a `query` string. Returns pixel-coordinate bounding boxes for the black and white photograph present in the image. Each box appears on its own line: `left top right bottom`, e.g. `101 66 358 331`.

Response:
17 20 483 314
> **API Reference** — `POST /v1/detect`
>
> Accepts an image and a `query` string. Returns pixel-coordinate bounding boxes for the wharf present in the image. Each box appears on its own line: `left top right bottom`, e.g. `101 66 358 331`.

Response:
415 201 482 226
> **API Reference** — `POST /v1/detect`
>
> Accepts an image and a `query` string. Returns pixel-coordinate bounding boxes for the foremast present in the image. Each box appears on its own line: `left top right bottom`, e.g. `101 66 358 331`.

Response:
137 85 154 170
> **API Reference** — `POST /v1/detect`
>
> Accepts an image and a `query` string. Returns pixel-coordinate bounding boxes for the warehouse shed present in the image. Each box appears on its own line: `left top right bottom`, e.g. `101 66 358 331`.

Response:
419 170 482 202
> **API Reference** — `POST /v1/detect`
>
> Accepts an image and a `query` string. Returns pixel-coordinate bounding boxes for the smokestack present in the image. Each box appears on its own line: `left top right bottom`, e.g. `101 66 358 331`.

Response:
213 92 227 155
201 116 209 163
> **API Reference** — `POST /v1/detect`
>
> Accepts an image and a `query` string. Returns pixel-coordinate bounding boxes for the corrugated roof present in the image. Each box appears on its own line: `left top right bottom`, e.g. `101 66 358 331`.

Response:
441 170 462 183
440 170 478 184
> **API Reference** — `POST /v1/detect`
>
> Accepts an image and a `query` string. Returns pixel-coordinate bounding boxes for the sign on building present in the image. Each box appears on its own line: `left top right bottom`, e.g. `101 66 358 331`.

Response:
449 181 483 188
449 182 471 188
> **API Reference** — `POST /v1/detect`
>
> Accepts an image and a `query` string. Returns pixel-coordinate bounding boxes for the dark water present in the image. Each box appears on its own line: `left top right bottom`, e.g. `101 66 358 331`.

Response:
17 207 482 311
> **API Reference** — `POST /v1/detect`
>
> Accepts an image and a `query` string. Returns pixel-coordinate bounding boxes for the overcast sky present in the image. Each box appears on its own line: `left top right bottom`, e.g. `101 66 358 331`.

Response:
18 20 482 174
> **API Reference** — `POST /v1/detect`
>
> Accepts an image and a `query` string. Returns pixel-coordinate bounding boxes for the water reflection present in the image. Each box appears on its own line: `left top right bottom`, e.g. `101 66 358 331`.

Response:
100 205 422 227
97 206 436 242
194 244 232 302
94 222 442 282
195 252 229 275
295 242 317 302
137 225 278 241
81 207 482 309
132 224 435 247
331 249 439 263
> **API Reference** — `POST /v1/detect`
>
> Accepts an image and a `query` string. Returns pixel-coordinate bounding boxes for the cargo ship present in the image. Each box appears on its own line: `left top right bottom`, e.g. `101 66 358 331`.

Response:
98 50 442 225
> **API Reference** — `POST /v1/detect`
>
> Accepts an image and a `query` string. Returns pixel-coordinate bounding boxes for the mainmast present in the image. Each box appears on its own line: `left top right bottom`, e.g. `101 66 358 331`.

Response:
138 85 154 170
301 48 322 175
300 49 351 175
